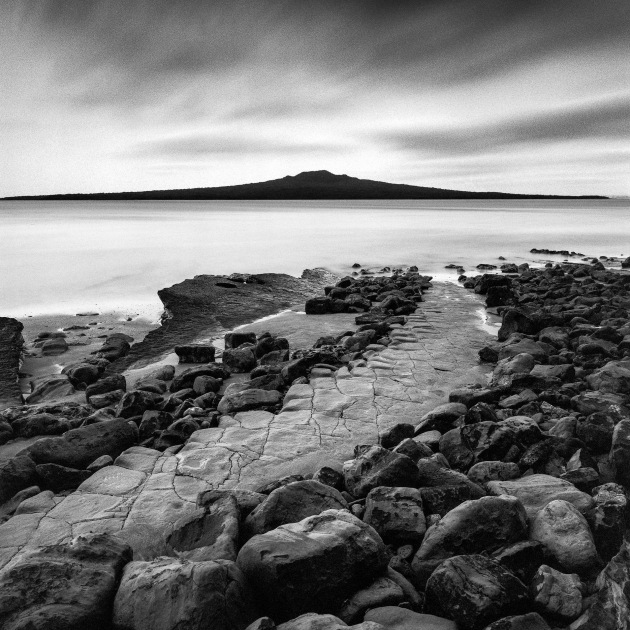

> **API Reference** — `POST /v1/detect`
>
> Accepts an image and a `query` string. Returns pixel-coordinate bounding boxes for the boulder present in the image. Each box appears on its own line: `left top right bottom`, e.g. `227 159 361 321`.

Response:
12 413 74 438
174 345 216 363
338 577 404 624
363 486 426 544
587 483 628 562
0 455 38 504
305 297 331 314
467 462 520 488
364 607 456 630
41 336 69 355
379 423 414 449
63 362 101 387
236 509 388 622
276 614 381 630
86 374 127 402
222 347 257 373
116 390 161 419
0 533 131 630
568 539 630 630
411 496 528 587
414 403 467 434
486 474 594 520
25 417 138 469
218 389 282 415
530 564 583 622
96 335 130 361
571 391 630 423
224 332 258 349
343 446 419 498
482 613 551 629
244 480 348 538
35 462 91 492
112 558 259 630
26 374 75 404
586 361 630 395
530 500 600 574
170 364 228 392
425 554 528 630
576 413 615 453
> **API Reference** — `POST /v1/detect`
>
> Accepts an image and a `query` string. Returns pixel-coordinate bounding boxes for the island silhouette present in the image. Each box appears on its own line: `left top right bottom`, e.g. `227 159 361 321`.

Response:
5 170 605 200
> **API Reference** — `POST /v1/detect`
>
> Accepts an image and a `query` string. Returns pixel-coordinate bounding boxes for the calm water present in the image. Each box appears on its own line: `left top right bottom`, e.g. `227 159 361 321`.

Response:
0 199 628 318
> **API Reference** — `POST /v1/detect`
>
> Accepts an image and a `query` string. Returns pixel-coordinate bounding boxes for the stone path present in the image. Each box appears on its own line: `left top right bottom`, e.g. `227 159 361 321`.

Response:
0 282 492 568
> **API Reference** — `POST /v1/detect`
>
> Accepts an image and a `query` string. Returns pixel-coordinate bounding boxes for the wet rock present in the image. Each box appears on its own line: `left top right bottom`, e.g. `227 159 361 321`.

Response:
25 417 138 469
420 484 484 517
41 336 69 355
363 486 426 544
467 461 520 487
576 413 615 453
571 391 629 423
0 533 131 630
312 466 345 491
222 347 257 373
586 360 630 395
96 334 131 361
236 509 388 622
482 613 551 629
425 554 528 630
439 429 474 471
244 480 348 538
174 344 216 363
486 474 594 519
415 403 467 434
392 437 433 462
26 374 75 404
380 423 415 449
343 446 419 498
112 558 259 630
530 499 600 574
86 374 127 403
35 462 91 492
90 389 125 409
338 577 405 624
0 455 38 504
305 296 331 314
569 539 630 630
192 375 222 395
218 389 282 415
364 607 456 630
116 390 161 419
170 364 228 393
224 332 257 349
12 412 74 438
63 362 101 387
586 483 628 562
412 496 528 587
531 564 583 622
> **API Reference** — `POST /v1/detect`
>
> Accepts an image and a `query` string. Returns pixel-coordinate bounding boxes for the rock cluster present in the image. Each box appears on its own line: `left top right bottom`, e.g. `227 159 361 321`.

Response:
0 258 629 629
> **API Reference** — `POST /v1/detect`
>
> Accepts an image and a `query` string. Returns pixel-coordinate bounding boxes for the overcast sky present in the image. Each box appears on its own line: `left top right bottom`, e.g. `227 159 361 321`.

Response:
1 0 628 197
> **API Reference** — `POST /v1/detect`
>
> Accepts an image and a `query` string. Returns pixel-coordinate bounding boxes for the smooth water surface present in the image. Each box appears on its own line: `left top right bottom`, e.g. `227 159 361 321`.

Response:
0 199 627 317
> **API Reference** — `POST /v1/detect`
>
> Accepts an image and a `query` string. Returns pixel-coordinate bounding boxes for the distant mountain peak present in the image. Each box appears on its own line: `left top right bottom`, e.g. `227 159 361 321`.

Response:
289 170 350 181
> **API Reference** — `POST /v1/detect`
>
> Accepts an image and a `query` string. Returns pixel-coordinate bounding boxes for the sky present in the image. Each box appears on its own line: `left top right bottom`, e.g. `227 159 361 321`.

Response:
1 0 628 197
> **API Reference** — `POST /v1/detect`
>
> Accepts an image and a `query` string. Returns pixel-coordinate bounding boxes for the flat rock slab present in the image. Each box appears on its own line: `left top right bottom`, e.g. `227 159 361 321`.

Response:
0 283 492 570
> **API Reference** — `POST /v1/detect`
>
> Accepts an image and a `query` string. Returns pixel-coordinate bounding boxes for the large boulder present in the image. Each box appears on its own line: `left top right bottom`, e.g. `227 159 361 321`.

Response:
86 374 127 403
174 345 216 364
414 403 467 434
218 389 282 415
26 374 75 404
343 446 419 498
0 455 38 504
530 564 583 622
530 500 600 574
170 364 228 393
425 554 528 630
112 558 259 630
96 335 131 361
222 347 257 373
364 607 456 630
411 496 528 586
236 509 388 622
244 480 347 538
0 533 131 630
12 413 74 438
569 539 630 630
116 391 161 419
586 361 630 395
25 418 138 469
363 486 426 544
486 474 594 520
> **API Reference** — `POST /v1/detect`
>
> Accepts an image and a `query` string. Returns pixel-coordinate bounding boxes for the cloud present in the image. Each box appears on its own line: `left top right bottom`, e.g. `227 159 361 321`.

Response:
378 95 630 157
130 134 346 158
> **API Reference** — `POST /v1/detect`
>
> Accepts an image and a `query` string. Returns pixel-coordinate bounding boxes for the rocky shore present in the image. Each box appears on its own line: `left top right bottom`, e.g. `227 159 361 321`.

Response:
0 256 629 629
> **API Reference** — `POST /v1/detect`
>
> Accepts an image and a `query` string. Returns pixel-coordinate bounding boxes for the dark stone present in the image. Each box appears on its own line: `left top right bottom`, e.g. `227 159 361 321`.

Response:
86 374 127 403
380 423 415 449
35 463 91 492
174 345 216 363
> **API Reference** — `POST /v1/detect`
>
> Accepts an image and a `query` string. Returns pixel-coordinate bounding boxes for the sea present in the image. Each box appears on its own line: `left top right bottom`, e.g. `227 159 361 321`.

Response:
0 199 628 319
